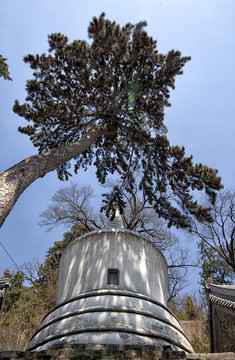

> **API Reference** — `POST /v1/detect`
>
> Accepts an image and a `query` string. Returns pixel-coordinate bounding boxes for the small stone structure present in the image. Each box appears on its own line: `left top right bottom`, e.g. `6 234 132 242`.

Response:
205 278 235 353
205 282 235 353
26 204 193 353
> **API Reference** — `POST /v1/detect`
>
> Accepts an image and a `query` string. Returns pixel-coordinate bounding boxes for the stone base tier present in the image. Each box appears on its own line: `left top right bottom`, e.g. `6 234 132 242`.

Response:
27 289 193 353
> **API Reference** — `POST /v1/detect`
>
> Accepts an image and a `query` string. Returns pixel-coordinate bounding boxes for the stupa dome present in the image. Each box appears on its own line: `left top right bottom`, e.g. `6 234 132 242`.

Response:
27 202 193 353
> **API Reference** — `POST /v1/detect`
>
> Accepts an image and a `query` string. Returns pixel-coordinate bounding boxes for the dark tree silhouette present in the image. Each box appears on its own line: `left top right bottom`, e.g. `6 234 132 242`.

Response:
0 13 222 228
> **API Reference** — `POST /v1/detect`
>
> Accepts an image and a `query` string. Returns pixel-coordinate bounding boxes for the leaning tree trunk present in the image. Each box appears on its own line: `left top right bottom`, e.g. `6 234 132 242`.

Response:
0 124 111 228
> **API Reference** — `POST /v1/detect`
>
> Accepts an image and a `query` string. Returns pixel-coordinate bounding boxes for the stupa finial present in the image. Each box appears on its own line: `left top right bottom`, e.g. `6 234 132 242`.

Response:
105 199 124 229
101 186 125 230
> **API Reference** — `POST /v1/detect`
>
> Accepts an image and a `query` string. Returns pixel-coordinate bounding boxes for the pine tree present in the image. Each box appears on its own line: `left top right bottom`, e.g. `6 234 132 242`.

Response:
0 55 12 81
0 13 222 228
176 296 204 321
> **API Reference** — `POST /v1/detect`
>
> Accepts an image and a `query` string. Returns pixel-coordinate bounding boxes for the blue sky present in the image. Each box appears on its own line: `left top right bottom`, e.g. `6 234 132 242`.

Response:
0 0 235 293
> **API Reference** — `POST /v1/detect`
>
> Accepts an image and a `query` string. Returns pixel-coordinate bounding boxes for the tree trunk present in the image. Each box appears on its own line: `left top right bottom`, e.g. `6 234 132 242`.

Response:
0 124 111 228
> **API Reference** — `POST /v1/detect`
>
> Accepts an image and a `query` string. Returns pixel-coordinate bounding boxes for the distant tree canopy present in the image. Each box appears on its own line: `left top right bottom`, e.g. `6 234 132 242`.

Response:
0 13 222 229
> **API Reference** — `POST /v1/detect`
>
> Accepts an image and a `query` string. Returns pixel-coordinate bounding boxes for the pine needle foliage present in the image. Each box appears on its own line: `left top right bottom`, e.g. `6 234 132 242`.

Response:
0 55 12 80
13 13 222 228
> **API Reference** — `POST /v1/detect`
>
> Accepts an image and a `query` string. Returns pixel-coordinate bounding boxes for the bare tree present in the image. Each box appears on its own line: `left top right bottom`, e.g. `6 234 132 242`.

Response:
191 189 235 274
39 181 180 250
20 259 42 288
39 183 103 231
121 182 175 250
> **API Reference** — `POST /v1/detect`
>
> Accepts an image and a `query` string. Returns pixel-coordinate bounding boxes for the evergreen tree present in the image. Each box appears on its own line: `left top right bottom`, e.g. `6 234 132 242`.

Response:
2 272 24 313
184 296 202 320
0 55 12 81
0 13 222 228
0 271 46 350
176 295 204 321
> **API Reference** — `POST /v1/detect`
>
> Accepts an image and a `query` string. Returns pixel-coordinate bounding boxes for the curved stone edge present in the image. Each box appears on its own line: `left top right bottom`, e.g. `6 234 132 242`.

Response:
64 228 167 270
40 289 179 324
29 306 187 340
67 228 162 250
27 328 193 353
27 289 193 353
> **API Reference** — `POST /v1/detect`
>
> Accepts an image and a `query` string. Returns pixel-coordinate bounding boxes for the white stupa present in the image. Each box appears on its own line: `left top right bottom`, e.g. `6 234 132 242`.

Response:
27 202 193 353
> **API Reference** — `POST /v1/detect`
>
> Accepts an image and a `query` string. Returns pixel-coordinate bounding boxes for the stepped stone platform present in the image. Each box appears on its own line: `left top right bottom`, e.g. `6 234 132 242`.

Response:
0 345 235 360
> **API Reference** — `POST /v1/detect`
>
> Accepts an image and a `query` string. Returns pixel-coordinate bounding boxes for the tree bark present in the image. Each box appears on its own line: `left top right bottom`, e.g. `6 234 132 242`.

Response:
0 123 111 228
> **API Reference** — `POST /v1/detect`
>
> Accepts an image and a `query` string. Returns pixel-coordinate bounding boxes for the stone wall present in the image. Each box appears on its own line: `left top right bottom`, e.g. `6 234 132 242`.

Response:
0 345 235 360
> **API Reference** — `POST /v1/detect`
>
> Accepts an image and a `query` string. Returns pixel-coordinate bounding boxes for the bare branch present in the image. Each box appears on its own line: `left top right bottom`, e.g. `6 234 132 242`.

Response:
190 189 235 274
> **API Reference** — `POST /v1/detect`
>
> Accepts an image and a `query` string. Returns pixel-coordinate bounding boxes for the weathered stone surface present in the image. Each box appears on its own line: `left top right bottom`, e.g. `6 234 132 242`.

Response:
27 231 193 353
57 230 168 304
0 345 234 360
0 348 187 360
